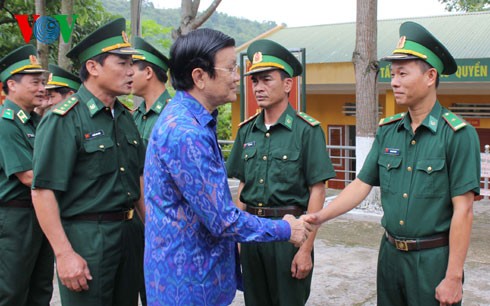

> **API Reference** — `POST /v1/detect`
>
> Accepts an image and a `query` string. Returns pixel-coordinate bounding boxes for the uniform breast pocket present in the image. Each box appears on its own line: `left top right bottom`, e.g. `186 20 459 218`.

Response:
82 137 117 178
270 150 301 184
378 155 402 193
125 134 143 170
414 159 447 198
242 148 257 175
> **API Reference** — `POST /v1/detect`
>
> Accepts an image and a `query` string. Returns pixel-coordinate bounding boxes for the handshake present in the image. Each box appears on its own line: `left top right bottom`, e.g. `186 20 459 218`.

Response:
282 214 320 247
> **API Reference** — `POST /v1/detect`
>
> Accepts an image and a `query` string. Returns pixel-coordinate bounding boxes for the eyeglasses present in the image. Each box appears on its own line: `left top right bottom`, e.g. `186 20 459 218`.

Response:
214 64 239 74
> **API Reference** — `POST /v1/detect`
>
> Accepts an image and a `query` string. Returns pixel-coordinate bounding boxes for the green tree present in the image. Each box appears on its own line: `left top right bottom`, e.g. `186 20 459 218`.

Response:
438 0 490 11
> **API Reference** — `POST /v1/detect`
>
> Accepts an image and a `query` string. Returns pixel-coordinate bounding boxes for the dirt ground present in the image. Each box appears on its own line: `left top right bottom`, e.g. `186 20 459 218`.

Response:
50 199 490 306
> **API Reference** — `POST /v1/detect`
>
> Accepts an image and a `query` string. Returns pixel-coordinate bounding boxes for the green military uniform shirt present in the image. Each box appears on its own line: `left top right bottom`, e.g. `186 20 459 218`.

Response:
132 90 171 149
32 85 145 217
0 100 41 201
226 104 336 209
358 101 480 238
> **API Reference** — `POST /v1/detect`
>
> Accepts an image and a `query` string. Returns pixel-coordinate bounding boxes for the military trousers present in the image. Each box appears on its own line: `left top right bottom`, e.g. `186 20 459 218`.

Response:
241 241 313 306
0 206 54 306
58 216 144 306
377 234 461 306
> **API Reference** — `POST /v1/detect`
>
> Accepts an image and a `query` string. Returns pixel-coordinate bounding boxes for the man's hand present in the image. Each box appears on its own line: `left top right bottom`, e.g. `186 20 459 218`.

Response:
56 250 93 292
283 214 312 247
300 212 323 225
435 276 463 305
291 249 313 279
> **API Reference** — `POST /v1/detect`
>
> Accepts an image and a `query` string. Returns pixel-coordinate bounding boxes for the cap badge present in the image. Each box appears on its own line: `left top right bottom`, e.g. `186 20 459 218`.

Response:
29 55 39 65
252 52 263 64
122 31 129 44
396 36 406 49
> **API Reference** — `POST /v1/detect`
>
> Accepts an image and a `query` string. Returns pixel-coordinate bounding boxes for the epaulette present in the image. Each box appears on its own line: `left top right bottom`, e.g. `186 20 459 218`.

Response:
52 96 79 116
379 112 406 126
239 112 260 127
1 108 14 120
442 111 467 131
297 112 320 126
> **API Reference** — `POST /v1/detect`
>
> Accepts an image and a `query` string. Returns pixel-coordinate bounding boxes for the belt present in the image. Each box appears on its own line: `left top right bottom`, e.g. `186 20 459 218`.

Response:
385 231 449 252
64 208 134 222
246 205 305 217
0 199 33 208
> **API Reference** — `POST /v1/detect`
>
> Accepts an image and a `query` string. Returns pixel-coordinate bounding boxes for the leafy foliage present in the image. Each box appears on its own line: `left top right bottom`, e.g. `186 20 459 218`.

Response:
438 0 490 11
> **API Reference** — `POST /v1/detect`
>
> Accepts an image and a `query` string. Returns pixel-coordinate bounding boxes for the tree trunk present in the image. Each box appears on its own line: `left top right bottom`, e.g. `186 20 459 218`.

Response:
131 0 142 40
35 0 48 68
171 0 222 40
353 0 381 212
58 0 74 70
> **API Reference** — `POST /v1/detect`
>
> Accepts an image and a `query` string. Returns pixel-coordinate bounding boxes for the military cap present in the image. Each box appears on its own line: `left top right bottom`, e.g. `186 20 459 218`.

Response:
245 39 302 77
382 21 457 75
132 37 169 72
66 18 138 63
0 45 47 83
45 64 81 91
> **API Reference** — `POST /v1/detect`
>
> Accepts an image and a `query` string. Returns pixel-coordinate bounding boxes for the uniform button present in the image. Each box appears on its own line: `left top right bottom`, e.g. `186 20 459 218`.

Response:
387 163 391 169
411 140 416 145
244 154 248 159
427 166 432 172
258 202 263 207
117 142 120 146
143 116 147 120
265 132 270 138
262 155 267 161
403 193 408 198
127 192 131 196
105 107 110 111
120 167 125 172
399 220 405 226
407 166 412 172
133 140 138 145
282 155 288 160
99 144 105 149
259 178 264 184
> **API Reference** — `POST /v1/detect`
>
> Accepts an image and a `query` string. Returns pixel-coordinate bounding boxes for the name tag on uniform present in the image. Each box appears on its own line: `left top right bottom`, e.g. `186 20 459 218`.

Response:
243 141 255 148
84 130 105 140
384 148 400 156
26 133 35 138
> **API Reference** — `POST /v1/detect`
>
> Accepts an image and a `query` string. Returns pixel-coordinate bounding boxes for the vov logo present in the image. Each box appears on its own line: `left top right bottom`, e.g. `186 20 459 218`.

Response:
14 14 78 44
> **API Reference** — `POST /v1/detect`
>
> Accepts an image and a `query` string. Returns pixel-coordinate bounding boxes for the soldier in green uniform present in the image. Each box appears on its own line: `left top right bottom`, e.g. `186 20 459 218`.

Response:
31 18 146 306
45 63 81 107
226 39 336 306
303 22 480 306
0 45 54 305
132 37 171 149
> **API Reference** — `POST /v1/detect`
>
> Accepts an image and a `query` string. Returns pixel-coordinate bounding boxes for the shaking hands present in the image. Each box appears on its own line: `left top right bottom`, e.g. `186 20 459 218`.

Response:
282 214 315 247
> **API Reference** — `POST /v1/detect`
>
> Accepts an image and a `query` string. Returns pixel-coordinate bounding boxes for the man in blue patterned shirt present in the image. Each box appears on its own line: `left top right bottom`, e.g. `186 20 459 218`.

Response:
144 28 312 306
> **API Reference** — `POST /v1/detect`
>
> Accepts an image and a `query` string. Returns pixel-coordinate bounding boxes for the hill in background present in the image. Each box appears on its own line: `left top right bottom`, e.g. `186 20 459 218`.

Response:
101 0 278 47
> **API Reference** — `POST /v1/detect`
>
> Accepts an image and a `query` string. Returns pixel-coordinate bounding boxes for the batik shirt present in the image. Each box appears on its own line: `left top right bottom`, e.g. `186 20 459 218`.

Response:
144 91 291 305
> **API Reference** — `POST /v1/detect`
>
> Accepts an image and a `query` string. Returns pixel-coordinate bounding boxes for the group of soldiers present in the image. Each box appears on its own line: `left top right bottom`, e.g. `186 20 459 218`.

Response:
0 13 481 306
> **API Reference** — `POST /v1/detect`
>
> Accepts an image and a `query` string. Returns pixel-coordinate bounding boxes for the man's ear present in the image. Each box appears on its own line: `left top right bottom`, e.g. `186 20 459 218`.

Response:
6 78 18 93
283 77 293 94
85 59 100 77
145 66 153 80
191 67 206 90
426 68 438 87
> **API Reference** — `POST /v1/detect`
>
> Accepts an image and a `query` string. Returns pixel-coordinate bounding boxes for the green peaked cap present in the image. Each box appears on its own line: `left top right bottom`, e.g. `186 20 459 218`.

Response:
66 18 139 63
132 37 169 72
382 21 457 75
46 64 81 91
245 39 302 77
0 45 47 83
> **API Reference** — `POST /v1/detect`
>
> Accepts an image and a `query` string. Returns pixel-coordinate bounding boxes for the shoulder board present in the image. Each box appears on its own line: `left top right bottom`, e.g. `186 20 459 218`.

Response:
52 96 79 116
1 108 14 120
239 112 260 127
442 111 467 131
379 112 406 126
297 112 320 126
